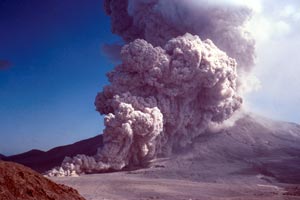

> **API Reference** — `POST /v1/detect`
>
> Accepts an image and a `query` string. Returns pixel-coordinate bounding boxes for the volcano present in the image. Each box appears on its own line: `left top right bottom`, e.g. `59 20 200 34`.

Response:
8 113 300 199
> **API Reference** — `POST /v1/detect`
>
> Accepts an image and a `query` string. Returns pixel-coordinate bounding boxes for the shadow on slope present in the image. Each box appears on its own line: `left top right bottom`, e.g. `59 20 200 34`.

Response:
4 135 102 173
0 154 6 159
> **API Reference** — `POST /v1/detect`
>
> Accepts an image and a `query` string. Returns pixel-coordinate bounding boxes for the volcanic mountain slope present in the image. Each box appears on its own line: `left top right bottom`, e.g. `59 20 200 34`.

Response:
8 113 300 184
0 161 85 200
4 135 102 173
0 154 5 159
142 113 300 184
51 113 300 200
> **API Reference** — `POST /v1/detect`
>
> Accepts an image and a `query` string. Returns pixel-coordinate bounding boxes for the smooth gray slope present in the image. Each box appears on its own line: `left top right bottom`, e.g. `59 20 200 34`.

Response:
52 113 300 200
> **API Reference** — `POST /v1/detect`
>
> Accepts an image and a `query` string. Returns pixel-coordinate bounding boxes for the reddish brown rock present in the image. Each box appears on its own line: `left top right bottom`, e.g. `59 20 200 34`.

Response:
0 161 86 200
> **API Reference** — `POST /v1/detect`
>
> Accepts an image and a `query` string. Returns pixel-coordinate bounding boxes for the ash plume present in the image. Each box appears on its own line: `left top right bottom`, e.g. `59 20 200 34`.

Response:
105 0 255 71
48 34 241 176
47 0 254 176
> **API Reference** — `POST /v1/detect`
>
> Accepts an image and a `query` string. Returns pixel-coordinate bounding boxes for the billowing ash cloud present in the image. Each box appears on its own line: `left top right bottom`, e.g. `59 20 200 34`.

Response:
47 0 254 176
104 0 255 71
47 34 242 176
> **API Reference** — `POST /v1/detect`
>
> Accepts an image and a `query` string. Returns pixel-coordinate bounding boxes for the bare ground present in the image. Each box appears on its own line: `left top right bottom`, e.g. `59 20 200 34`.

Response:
51 171 300 200
49 113 300 199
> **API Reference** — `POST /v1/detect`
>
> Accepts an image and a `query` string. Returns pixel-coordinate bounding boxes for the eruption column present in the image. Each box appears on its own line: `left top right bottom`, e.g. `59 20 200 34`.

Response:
47 33 242 176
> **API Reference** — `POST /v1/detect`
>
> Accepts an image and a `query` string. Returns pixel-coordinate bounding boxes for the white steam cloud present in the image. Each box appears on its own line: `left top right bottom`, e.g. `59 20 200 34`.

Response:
243 1 300 123
47 0 255 176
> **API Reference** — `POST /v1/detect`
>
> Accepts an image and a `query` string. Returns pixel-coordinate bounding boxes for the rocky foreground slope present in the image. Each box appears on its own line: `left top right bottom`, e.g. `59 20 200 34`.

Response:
0 161 85 200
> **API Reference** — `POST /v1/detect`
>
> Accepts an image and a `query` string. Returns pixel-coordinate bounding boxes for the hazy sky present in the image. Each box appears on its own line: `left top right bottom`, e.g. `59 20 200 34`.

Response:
0 0 299 155
244 0 300 123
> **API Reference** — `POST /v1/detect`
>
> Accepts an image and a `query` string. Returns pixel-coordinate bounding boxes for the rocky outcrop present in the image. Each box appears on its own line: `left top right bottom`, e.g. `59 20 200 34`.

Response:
0 161 86 200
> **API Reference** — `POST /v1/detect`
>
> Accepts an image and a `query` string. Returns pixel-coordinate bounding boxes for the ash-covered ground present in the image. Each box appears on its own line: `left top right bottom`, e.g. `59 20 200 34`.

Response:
52 113 300 200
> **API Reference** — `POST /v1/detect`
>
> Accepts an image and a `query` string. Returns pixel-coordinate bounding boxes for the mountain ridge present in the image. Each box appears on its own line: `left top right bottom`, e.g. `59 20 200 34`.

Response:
5 113 300 185
0 154 6 159
4 135 102 173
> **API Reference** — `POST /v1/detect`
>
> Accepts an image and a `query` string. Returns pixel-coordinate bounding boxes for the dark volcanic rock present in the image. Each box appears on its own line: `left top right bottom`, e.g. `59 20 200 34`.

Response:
0 154 5 159
5 135 102 173
0 161 86 200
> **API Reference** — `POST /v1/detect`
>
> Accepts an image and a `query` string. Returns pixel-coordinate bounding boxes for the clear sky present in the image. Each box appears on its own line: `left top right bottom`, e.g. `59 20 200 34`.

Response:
0 0 122 155
0 0 299 156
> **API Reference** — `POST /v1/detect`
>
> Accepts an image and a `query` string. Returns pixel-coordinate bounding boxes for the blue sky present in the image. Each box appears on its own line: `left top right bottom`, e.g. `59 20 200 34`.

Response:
0 0 299 155
0 0 122 155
